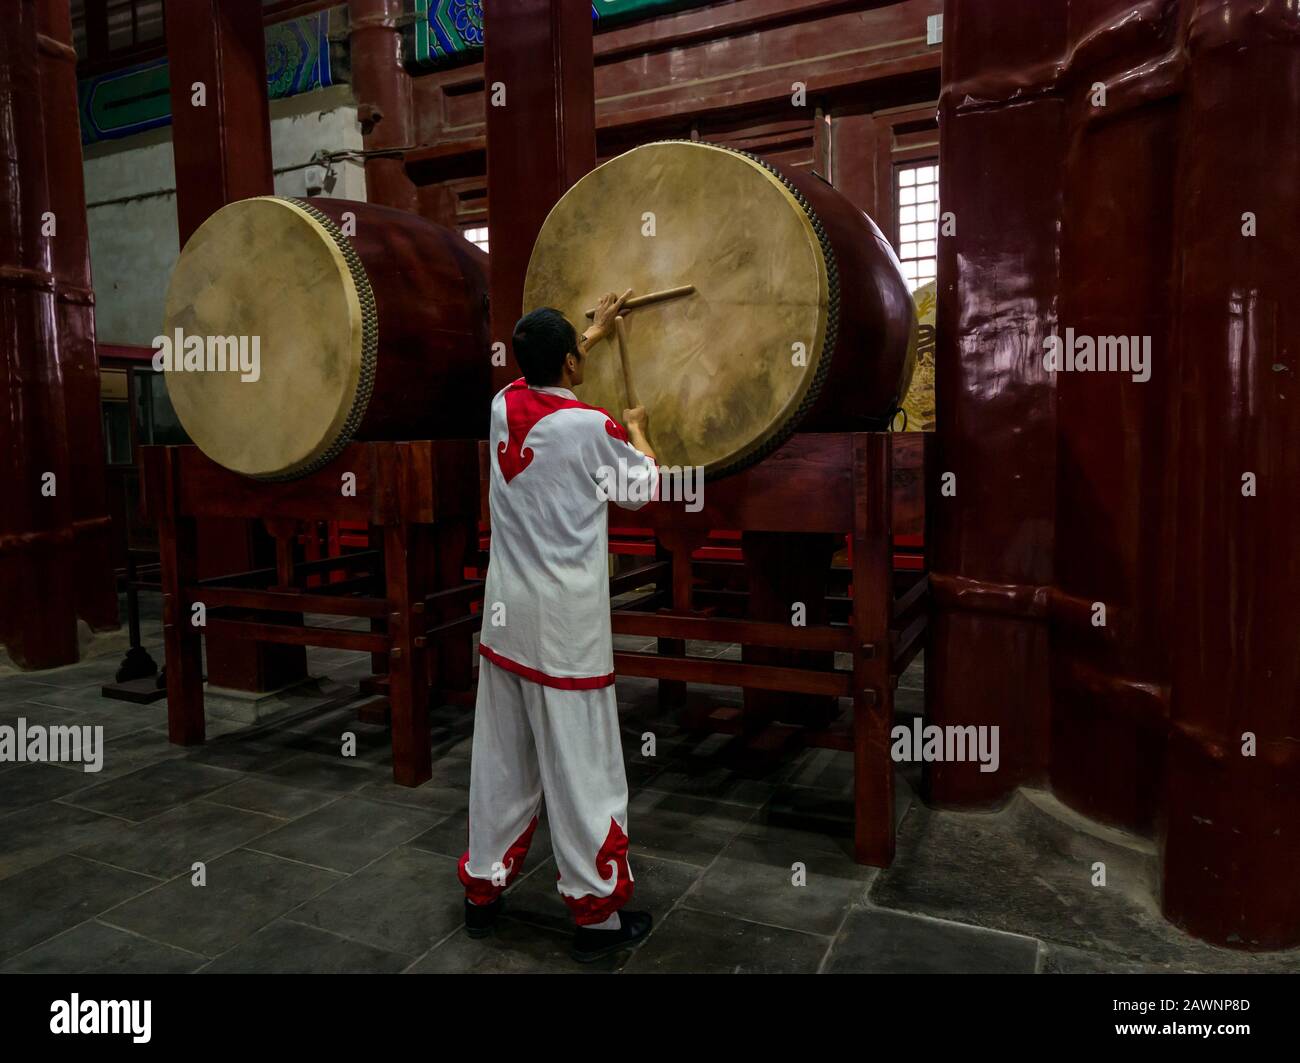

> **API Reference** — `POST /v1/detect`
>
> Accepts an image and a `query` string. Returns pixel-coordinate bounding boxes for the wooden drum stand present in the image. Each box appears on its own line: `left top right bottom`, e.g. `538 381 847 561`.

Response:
448 431 930 867
142 440 480 787
615 432 928 866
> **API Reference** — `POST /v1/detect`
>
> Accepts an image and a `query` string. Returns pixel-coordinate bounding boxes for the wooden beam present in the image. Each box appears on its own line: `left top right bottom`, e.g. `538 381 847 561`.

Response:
614 650 855 699
200 586 390 618
609 560 670 597
611 611 856 653
205 618 389 653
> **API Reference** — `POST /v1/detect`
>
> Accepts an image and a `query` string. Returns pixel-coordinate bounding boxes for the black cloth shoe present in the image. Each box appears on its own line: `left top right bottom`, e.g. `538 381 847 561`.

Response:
570 910 652 963
464 896 504 938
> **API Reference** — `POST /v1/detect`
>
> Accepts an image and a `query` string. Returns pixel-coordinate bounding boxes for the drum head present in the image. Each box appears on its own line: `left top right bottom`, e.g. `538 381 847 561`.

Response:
523 141 833 479
162 196 373 480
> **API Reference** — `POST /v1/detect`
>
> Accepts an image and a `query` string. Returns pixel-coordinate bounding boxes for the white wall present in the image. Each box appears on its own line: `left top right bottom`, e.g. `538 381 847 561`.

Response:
84 83 366 347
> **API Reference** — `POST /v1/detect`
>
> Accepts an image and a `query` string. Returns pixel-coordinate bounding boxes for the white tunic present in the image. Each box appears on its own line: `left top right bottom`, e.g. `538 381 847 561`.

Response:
479 379 657 688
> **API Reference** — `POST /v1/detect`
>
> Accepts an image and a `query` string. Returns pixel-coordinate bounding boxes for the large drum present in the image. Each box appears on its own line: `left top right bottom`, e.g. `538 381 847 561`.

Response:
162 196 489 480
897 280 937 432
523 141 917 479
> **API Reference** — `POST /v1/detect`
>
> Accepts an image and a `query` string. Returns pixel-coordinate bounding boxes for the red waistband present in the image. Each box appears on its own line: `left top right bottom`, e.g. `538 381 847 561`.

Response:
478 643 616 690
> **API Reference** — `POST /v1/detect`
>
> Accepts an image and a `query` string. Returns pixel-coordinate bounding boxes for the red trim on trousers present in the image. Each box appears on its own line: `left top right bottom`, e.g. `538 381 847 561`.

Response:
562 817 635 925
459 815 539 905
478 643 615 690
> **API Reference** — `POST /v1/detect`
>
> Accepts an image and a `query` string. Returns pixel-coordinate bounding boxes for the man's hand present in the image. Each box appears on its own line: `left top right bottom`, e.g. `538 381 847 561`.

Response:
623 406 648 434
623 406 655 460
582 289 633 351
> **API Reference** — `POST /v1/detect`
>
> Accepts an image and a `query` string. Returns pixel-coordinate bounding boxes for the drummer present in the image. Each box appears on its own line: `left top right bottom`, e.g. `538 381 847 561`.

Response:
459 293 661 963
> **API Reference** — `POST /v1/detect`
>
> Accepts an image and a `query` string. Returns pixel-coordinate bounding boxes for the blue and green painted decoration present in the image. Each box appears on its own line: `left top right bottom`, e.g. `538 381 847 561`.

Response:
412 0 485 62
77 3 709 144
405 0 709 68
77 11 333 146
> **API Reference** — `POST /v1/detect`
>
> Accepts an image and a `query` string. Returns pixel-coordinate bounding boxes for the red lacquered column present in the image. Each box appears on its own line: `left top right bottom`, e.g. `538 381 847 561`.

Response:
1048 0 1181 834
349 0 420 212
163 0 304 692
1162 0 1300 949
0 0 78 668
37 0 119 634
484 0 595 390
927 0 1068 806
164 0 274 245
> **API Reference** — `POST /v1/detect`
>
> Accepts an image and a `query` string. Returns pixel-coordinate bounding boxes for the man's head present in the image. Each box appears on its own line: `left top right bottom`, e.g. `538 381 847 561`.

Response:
512 307 582 388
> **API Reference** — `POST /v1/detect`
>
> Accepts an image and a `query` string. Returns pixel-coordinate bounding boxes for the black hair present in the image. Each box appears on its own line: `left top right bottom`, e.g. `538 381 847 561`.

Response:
512 307 578 386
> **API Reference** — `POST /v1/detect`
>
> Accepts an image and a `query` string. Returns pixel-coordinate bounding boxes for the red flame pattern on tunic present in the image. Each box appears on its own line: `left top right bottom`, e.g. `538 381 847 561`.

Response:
496 378 622 483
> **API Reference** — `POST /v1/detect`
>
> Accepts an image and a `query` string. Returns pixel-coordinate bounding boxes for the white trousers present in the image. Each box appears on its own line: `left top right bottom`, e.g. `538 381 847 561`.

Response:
459 657 634 925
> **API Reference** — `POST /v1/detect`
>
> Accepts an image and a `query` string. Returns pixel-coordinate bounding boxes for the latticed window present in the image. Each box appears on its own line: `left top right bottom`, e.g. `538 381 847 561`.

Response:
108 0 165 51
896 162 939 293
72 1 165 64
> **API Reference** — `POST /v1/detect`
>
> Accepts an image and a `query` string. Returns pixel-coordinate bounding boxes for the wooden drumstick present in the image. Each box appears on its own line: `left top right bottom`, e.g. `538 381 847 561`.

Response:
585 284 695 319
615 315 639 409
